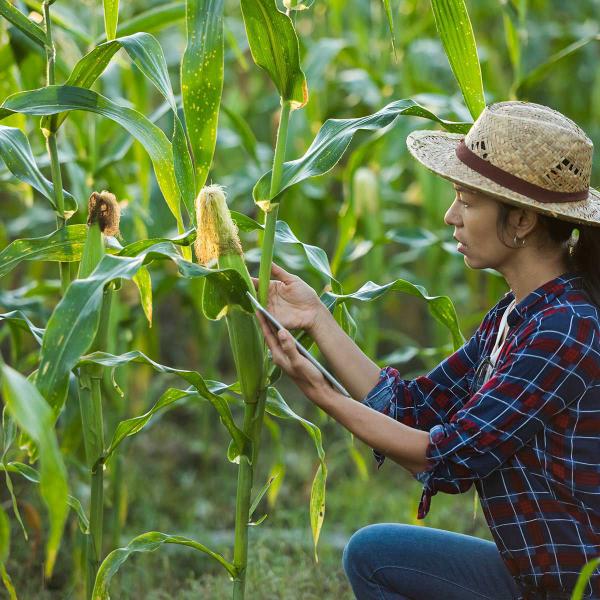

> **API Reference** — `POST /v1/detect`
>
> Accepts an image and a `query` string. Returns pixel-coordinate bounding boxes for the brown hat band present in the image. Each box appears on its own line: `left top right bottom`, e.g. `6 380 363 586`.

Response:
455 139 588 203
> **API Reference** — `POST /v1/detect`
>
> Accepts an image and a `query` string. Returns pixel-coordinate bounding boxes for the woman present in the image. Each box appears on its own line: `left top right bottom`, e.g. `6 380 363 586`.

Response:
253 101 600 600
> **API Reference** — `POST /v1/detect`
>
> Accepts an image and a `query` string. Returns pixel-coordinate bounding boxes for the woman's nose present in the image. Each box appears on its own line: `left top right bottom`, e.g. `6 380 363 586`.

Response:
444 197 462 227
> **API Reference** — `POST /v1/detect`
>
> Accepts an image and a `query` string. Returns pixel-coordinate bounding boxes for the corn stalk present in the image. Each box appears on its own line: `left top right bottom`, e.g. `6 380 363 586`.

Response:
77 193 119 599
42 0 70 294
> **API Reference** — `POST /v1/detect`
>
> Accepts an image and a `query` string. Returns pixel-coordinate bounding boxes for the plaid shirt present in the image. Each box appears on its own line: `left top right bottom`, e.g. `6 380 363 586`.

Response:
362 273 600 599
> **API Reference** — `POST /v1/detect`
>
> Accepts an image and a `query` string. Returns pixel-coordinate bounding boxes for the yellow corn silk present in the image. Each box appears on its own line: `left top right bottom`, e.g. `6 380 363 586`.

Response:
195 185 264 404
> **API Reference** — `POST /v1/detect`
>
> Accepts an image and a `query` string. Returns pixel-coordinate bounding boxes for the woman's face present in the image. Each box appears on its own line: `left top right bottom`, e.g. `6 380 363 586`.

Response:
444 184 514 270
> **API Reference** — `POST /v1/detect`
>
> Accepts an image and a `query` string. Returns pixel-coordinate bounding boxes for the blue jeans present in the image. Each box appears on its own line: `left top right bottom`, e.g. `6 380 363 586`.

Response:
342 523 522 600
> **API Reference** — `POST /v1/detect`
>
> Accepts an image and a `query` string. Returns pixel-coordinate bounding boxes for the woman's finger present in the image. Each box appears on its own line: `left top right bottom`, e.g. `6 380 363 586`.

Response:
250 276 259 289
255 312 286 363
271 262 295 283
276 328 304 368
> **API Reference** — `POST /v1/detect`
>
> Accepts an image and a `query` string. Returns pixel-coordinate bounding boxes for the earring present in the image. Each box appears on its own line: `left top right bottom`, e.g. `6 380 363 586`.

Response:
513 235 526 248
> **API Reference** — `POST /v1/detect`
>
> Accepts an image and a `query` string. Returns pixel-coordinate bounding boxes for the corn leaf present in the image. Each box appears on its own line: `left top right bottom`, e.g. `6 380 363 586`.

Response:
0 225 87 279
0 504 16 600
0 311 45 345
572 558 600 600
0 365 68 578
0 0 47 48
46 33 177 131
99 2 185 41
182 0 224 192
222 105 260 166
266 387 326 559
132 267 152 326
103 0 119 41
430 0 485 119
0 126 78 218
0 85 184 228
322 279 464 350
514 35 600 94
381 0 397 59
253 98 471 209
118 228 195 257
77 351 247 457
38 33 195 221
35 242 249 412
93 531 237 598
284 0 315 10
240 0 308 109
21 0 91 45
0 462 89 533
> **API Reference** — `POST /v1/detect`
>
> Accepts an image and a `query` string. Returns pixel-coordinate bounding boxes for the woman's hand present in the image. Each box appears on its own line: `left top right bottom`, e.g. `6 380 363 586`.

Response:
254 310 329 402
250 263 324 335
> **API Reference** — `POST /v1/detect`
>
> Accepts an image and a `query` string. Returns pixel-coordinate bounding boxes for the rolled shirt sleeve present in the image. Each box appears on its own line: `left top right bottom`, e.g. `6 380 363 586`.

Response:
417 312 597 517
361 327 482 467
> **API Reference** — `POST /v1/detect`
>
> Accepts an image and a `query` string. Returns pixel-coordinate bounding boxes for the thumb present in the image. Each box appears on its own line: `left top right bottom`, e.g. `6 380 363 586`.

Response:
271 262 295 283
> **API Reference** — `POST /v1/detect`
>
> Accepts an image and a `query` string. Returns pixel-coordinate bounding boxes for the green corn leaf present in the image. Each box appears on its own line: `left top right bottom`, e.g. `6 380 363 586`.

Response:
34 243 250 412
0 126 78 218
103 0 119 40
0 0 47 48
117 229 195 257
430 0 485 119
322 279 464 350
283 0 315 9
39 32 195 221
381 0 397 59
249 474 277 520
99 2 185 41
132 266 153 326
0 504 16 600
1 409 28 547
513 35 600 95
0 85 184 228
46 33 177 131
222 104 260 166
21 0 91 45
253 99 471 209
0 311 45 345
0 462 89 533
0 365 68 579
571 558 600 600
266 387 326 559
93 531 237 598
240 0 308 109
182 0 224 192
77 351 246 458
0 225 87 280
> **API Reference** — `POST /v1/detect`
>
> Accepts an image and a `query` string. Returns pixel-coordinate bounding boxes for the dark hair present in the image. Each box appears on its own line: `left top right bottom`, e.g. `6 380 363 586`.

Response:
497 204 600 307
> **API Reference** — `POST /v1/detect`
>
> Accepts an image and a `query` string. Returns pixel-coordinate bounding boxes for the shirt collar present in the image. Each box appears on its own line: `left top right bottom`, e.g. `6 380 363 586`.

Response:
505 271 582 327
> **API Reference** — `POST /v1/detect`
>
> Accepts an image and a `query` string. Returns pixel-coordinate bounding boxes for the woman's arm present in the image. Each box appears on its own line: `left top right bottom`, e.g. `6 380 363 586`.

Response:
309 303 382 400
257 317 430 475
314 384 430 475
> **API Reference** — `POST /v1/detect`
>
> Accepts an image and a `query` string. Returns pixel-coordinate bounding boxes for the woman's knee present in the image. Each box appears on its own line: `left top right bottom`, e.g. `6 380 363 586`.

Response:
342 523 410 578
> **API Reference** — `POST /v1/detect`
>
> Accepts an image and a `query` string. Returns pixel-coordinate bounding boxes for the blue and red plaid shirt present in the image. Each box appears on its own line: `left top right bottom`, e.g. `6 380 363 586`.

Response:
362 273 600 599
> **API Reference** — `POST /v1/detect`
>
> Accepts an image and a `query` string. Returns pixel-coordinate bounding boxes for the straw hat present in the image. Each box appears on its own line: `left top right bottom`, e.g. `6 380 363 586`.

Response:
406 101 600 226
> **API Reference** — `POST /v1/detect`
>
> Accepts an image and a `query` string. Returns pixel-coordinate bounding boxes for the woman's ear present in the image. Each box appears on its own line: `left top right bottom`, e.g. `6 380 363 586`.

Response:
508 207 538 238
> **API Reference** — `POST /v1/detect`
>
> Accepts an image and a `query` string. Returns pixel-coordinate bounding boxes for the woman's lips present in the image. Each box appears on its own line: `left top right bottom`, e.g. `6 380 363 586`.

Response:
457 241 467 254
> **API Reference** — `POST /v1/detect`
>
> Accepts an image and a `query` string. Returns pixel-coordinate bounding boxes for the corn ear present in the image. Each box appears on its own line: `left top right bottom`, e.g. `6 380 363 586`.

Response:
195 185 264 404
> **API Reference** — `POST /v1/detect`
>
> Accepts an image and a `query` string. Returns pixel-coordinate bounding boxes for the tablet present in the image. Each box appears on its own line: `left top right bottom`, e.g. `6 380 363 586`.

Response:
245 291 352 398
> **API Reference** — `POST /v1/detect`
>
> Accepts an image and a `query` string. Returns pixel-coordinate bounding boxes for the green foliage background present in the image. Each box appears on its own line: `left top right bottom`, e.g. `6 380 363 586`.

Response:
1 0 599 597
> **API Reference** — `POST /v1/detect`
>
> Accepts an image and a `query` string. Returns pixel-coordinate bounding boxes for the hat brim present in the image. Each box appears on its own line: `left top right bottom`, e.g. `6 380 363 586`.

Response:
406 130 600 226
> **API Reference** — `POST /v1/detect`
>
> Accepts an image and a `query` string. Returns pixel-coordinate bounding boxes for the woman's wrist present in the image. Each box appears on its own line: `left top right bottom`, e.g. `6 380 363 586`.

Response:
309 302 334 342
